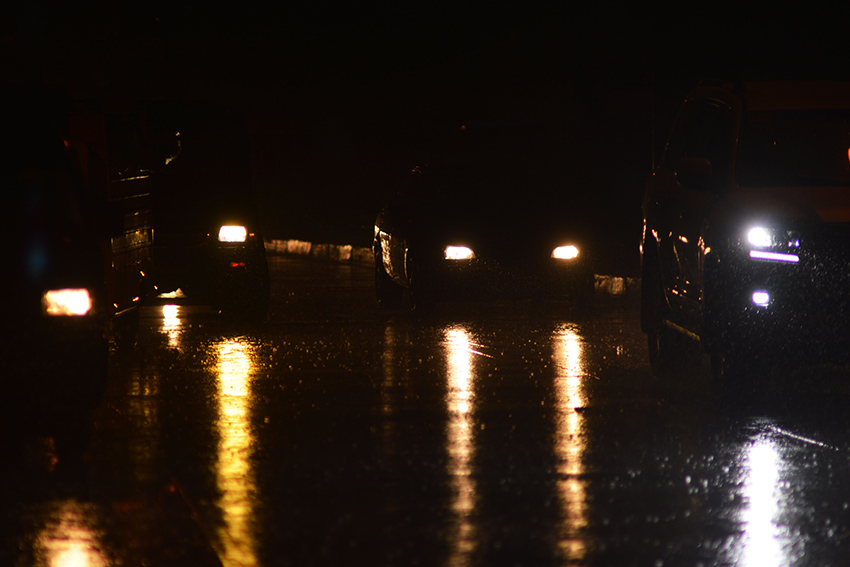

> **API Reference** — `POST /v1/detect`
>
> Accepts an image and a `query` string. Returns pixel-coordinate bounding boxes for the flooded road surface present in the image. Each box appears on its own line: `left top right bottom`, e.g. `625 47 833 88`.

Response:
5 255 850 566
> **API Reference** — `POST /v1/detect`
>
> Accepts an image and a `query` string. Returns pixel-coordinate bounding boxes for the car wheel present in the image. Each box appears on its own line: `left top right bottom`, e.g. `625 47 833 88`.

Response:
219 273 270 324
643 254 700 378
710 343 766 395
566 272 595 318
374 245 404 308
406 253 435 312
112 307 140 349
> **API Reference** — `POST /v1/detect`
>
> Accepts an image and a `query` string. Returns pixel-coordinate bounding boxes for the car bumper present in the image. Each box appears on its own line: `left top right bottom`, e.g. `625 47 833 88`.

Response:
420 258 594 301
707 254 850 360
2 316 108 402
156 237 269 296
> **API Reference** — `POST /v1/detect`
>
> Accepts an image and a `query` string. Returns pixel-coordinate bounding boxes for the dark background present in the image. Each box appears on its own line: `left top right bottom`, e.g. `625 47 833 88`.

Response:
4 1 849 275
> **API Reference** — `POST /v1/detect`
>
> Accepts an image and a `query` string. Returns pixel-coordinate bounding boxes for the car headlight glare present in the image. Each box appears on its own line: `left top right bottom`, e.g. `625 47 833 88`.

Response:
747 226 775 248
746 225 800 263
444 245 475 260
551 245 579 260
43 288 93 316
219 225 248 243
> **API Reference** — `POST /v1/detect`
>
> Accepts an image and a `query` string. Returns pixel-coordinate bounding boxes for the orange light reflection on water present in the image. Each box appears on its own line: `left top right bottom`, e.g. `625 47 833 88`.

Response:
33 500 110 567
444 326 478 566
214 339 259 567
552 324 588 562
160 304 182 350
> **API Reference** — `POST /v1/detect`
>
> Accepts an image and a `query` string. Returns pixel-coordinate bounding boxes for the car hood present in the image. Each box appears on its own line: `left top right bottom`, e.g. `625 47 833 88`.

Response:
730 185 850 224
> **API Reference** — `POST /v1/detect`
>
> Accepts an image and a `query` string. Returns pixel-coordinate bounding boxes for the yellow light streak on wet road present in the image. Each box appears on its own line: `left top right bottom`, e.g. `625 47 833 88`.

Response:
553 324 588 562
214 339 259 567
444 326 478 567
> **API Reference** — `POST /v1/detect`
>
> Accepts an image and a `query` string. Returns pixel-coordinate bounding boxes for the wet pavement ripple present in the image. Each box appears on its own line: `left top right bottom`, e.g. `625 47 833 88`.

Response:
4 256 850 566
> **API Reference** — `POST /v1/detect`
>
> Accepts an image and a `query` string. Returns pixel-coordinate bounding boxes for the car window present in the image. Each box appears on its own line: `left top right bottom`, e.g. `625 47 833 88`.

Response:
663 98 735 182
736 109 850 187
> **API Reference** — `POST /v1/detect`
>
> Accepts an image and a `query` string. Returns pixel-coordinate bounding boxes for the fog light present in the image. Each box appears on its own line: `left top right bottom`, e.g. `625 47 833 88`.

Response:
43 289 92 316
752 291 770 307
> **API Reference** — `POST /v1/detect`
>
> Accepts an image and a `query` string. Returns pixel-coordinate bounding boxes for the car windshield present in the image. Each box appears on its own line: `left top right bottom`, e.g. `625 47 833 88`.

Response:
736 109 850 187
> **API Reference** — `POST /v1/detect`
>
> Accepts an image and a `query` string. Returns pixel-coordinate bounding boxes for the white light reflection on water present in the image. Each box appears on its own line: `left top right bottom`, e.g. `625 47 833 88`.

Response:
552 324 588 562
740 436 784 567
160 304 182 350
214 339 259 567
444 326 479 566
33 500 109 567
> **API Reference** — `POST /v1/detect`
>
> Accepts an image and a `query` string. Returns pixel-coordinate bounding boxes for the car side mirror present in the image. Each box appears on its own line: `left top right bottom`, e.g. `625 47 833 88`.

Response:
675 157 713 191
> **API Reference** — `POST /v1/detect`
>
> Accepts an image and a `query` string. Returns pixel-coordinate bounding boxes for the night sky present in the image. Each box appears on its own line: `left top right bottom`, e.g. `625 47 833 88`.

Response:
3 2 849 256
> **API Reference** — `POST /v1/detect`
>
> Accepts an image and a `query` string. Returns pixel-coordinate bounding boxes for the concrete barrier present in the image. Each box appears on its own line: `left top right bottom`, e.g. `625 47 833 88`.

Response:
266 239 373 266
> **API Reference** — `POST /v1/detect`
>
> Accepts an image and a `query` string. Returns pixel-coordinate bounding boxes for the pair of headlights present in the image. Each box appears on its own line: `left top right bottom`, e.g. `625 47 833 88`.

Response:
443 245 580 261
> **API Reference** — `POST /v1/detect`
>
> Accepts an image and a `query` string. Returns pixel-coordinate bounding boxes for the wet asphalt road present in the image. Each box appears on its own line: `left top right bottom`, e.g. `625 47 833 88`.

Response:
6 255 850 566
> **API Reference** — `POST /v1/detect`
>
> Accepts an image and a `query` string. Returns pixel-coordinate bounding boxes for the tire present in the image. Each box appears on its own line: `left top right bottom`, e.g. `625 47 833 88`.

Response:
406 252 436 312
219 277 269 324
374 245 404 308
642 251 700 378
710 343 767 396
112 306 140 349
566 272 595 318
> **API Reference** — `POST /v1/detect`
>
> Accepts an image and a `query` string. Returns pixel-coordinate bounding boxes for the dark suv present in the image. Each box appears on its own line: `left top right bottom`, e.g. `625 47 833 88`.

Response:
148 101 269 321
641 80 850 381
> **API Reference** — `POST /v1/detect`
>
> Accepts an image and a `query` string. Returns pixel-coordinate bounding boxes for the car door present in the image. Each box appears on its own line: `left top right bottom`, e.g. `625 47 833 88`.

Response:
652 97 736 329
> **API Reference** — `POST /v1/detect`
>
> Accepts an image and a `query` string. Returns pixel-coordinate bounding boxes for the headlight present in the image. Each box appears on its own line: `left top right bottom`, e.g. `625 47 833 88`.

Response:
745 225 800 263
218 225 248 243
444 245 475 260
551 245 579 260
43 289 93 316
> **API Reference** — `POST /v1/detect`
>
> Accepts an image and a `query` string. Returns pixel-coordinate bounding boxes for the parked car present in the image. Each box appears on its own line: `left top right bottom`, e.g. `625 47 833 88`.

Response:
374 124 596 310
148 101 269 321
2 85 111 459
68 99 157 337
641 80 850 382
